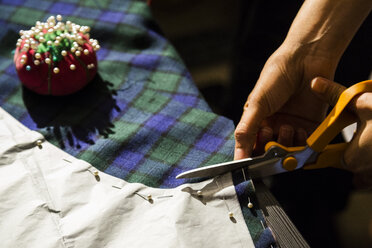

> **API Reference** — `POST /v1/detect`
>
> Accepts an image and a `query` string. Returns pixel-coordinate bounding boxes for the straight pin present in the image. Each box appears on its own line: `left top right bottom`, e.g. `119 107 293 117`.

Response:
157 195 173 199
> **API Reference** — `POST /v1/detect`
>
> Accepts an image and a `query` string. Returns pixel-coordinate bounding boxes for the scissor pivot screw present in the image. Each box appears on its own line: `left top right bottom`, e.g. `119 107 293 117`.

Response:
282 156 298 171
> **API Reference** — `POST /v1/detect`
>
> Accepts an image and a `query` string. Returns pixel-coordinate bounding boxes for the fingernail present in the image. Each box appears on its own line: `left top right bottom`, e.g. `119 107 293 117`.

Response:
311 77 328 94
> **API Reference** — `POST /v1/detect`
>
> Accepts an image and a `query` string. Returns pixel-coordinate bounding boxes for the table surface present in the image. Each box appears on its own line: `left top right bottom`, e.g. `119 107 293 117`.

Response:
0 0 275 246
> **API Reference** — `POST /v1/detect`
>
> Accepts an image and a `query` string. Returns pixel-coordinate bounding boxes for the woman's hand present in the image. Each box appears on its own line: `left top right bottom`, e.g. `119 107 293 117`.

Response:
234 43 336 158
234 0 372 159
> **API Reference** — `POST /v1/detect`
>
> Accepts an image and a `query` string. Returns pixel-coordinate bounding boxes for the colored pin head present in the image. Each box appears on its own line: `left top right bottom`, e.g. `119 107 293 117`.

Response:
14 15 100 95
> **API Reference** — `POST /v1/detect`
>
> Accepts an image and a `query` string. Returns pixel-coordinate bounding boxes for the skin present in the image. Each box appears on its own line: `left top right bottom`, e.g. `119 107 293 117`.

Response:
234 0 372 182
311 77 372 189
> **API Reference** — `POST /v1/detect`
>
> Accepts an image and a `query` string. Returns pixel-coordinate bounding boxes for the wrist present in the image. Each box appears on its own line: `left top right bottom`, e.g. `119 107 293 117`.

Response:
280 37 341 67
278 40 339 78
281 0 372 68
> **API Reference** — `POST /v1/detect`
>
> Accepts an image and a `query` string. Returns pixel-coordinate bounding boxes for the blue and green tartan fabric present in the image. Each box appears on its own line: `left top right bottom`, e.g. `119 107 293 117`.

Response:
0 0 276 247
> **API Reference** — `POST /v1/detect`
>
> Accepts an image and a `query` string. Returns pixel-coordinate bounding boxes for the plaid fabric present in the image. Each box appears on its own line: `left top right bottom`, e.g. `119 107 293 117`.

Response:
0 0 276 247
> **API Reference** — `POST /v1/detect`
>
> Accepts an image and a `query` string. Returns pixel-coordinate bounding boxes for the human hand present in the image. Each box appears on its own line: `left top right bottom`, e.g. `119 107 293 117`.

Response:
234 0 372 160
234 44 337 159
311 77 372 189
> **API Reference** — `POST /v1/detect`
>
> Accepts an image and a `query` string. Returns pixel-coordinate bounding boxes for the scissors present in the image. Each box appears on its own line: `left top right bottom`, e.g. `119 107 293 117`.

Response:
176 80 372 180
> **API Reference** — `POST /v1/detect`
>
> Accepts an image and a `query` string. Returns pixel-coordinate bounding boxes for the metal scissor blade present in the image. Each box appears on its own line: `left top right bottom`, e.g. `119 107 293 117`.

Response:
176 148 283 179
245 158 285 179
246 146 317 178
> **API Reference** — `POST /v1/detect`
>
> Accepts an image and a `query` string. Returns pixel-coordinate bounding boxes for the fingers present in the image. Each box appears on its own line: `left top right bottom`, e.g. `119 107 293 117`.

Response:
350 92 372 118
253 126 307 156
310 77 372 116
235 102 311 159
313 77 372 189
234 56 298 159
277 125 294 147
234 105 265 159
254 127 273 155
295 128 307 146
310 77 346 106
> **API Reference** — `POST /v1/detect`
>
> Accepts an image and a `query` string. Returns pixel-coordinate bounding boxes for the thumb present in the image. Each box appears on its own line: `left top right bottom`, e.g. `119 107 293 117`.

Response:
234 105 265 159
310 77 347 106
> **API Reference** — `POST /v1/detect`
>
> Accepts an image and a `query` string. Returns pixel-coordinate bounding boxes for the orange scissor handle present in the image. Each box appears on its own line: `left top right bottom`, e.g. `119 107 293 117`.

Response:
264 141 304 171
307 80 372 153
264 80 372 171
264 141 304 154
304 143 348 170
264 142 348 170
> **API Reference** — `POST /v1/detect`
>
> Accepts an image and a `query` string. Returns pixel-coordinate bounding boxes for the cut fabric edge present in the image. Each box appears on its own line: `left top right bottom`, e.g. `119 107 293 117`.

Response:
0 106 256 248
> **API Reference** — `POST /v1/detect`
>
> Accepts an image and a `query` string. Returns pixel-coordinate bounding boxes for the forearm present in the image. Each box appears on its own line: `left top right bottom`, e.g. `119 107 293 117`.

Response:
283 0 372 61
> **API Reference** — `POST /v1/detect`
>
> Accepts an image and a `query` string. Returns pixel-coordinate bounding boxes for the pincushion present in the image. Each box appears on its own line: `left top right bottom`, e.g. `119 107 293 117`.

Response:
14 15 100 95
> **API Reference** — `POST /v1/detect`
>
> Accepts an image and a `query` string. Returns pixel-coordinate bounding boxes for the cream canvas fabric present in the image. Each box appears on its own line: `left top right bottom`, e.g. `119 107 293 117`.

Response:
0 107 254 248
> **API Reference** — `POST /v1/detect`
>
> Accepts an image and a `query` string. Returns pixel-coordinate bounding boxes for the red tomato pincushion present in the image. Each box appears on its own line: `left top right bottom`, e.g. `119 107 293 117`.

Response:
14 15 100 95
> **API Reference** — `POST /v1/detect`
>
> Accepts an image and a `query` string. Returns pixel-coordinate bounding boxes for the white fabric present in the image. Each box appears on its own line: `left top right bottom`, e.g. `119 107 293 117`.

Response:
0 107 254 248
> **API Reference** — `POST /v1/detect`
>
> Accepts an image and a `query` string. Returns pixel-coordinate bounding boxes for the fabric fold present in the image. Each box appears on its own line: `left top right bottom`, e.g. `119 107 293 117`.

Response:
0 107 254 248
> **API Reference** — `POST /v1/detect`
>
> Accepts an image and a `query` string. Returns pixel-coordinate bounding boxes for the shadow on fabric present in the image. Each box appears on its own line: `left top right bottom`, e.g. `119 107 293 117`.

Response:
22 73 120 149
